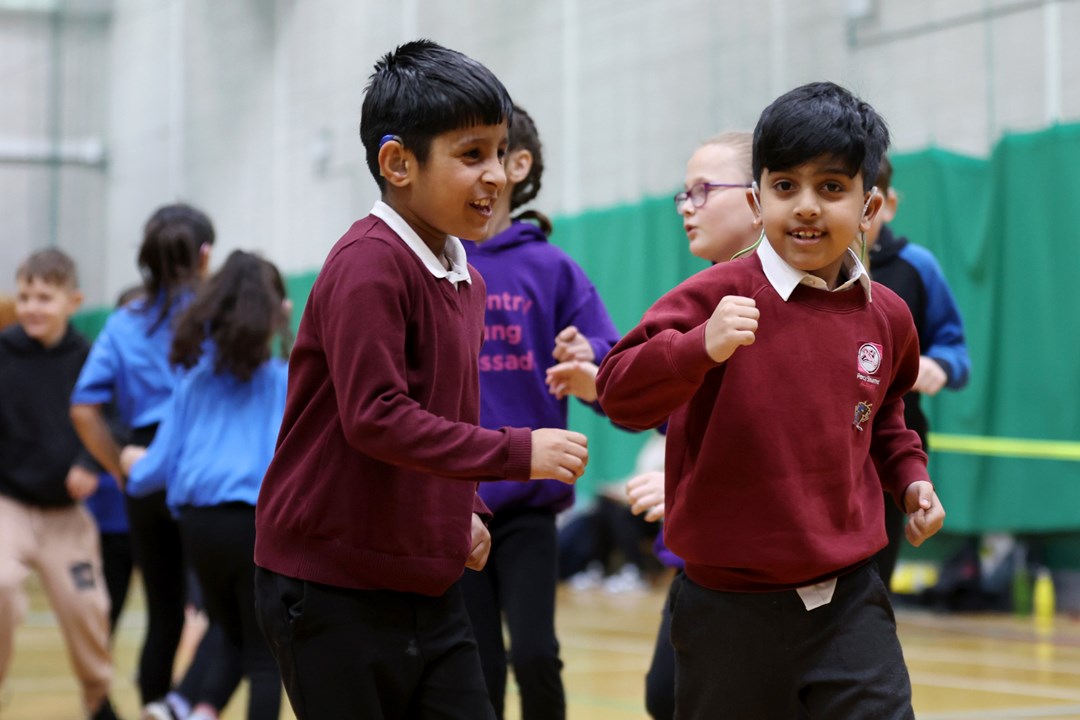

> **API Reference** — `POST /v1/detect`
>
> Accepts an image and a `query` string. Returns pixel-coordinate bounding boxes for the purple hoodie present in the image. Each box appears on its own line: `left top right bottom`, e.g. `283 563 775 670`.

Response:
462 221 620 513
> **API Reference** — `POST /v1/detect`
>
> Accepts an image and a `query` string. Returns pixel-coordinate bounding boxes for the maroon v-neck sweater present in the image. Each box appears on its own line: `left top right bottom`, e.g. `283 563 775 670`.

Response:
255 215 532 596
597 253 929 592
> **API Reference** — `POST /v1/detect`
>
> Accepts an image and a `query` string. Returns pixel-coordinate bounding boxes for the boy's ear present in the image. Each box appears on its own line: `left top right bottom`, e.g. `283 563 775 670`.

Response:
378 139 412 188
198 243 212 277
859 188 886 232
66 288 84 313
878 187 899 224
505 148 532 184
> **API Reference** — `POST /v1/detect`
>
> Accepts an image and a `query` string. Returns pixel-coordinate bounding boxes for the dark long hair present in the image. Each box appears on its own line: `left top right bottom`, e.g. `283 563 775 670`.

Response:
137 203 215 332
507 105 552 236
170 250 291 382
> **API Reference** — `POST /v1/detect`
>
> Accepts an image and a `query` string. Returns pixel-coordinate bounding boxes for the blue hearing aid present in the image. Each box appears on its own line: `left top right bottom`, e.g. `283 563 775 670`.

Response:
380 134 403 148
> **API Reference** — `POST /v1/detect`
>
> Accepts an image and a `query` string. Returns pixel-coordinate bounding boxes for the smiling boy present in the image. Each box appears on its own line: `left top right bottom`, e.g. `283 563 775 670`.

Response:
253 40 589 719
597 82 944 719
0 249 118 720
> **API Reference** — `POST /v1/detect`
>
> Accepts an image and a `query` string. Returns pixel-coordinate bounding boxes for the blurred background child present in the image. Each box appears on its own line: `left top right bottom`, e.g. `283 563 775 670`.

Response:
459 104 620 720
71 203 217 717
1 249 118 719
865 154 971 590
624 131 759 720
124 251 291 720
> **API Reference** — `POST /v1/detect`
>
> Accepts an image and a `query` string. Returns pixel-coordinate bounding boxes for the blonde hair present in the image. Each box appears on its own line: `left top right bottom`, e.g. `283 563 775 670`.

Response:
701 131 753 182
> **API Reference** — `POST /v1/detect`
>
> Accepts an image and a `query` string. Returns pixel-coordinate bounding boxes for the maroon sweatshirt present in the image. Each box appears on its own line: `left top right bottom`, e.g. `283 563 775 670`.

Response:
597 254 929 592
255 214 532 596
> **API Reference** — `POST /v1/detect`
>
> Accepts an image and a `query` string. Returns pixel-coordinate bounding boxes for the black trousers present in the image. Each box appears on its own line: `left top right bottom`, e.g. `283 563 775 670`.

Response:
125 490 187 703
670 565 914 719
644 572 677 720
181 504 281 719
460 509 565 720
255 566 494 720
99 532 133 637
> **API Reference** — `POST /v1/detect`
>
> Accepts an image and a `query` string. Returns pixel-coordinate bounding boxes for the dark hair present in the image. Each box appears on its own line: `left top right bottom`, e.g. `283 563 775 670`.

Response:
137 203 215 331
170 250 291 382
875 154 894 194
506 105 553 236
752 82 889 192
359 39 513 192
16 248 78 289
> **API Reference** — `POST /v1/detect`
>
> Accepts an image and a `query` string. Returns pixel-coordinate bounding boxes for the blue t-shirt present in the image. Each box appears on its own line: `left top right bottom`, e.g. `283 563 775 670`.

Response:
84 473 128 534
71 293 192 429
126 349 288 511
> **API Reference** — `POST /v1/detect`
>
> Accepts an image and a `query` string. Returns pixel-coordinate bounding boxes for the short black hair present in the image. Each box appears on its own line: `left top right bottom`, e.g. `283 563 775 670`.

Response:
359 40 514 191
752 82 889 192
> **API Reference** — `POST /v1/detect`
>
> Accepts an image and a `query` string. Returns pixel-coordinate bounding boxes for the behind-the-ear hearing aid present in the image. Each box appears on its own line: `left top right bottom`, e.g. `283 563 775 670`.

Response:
862 186 879 219
750 181 763 216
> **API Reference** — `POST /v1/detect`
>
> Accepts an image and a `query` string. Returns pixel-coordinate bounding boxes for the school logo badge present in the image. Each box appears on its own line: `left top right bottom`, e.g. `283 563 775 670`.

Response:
857 343 882 374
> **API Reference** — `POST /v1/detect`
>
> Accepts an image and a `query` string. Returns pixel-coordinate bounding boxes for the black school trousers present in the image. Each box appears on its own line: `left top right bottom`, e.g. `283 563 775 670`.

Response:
255 566 494 720
670 564 914 720
460 508 565 720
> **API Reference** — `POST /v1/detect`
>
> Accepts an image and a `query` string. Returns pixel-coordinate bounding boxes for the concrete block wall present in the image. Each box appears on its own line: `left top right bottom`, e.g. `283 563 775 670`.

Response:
2 0 1076 303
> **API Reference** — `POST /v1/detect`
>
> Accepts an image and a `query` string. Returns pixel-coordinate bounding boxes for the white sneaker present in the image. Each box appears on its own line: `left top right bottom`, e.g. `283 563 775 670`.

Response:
603 564 647 594
141 702 180 720
567 561 605 591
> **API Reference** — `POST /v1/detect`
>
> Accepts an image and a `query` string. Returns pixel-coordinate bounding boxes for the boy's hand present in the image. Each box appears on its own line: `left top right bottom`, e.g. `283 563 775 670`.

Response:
912 356 947 396
119 445 147 479
704 296 758 363
552 326 594 363
65 465 99 501
626 471 665 522
530 428 589 484
465 513 491 571
903 480 945 547
545 360 599 401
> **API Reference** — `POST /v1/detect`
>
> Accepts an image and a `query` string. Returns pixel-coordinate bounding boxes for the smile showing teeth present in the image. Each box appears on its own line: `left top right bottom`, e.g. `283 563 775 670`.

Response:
470 198 492 210
791 229 822 239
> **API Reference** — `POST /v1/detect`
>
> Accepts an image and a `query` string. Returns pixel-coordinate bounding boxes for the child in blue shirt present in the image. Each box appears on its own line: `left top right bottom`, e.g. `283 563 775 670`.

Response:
867 154 971 588
71 203 219 715
124 251 290 720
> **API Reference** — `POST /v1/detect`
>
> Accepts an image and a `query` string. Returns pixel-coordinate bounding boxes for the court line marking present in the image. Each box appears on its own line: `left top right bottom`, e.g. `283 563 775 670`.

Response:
910 671 1080 702
917 703 1080 719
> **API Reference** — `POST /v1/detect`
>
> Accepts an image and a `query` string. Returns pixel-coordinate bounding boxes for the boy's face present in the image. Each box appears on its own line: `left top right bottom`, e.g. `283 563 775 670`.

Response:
15 276 82 348
753 156 880 288
680 144 757 263
397 121 509 245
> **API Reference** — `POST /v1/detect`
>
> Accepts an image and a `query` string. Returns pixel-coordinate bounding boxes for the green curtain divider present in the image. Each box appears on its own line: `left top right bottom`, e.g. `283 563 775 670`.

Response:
71 123 1080 537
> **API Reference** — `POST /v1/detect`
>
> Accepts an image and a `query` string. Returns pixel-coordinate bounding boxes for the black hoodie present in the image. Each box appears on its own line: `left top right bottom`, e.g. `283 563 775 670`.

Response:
0 324 90 507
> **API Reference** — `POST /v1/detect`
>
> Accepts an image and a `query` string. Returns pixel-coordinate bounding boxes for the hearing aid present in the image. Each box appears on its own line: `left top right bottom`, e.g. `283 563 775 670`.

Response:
862 186 879 219
750 181 763 216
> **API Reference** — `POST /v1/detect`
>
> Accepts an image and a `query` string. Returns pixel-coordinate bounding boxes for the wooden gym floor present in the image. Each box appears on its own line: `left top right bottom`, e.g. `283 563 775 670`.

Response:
4 573 1080 719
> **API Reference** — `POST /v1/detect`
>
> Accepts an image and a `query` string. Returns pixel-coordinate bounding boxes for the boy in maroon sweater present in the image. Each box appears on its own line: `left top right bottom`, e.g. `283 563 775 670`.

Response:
597 82 945 719
253 41 588 720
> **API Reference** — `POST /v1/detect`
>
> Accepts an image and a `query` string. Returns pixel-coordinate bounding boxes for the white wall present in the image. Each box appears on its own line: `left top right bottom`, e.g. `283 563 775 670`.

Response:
3 0 1077 303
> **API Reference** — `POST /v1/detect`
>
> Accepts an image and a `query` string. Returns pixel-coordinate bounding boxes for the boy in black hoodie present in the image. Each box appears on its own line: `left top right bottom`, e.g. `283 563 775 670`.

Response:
0 249 118 719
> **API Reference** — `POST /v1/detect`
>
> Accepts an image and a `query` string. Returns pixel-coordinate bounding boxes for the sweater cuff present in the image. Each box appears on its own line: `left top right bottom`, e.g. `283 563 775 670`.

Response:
669 323 719 382
503 426 533 480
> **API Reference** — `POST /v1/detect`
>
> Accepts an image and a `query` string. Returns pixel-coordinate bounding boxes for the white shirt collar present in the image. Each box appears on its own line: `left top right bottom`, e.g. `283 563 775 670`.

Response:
371 201 472 287
756 235 872 302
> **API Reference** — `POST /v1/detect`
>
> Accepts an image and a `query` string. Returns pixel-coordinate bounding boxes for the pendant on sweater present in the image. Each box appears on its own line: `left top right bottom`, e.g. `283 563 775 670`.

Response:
853 401 873 431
